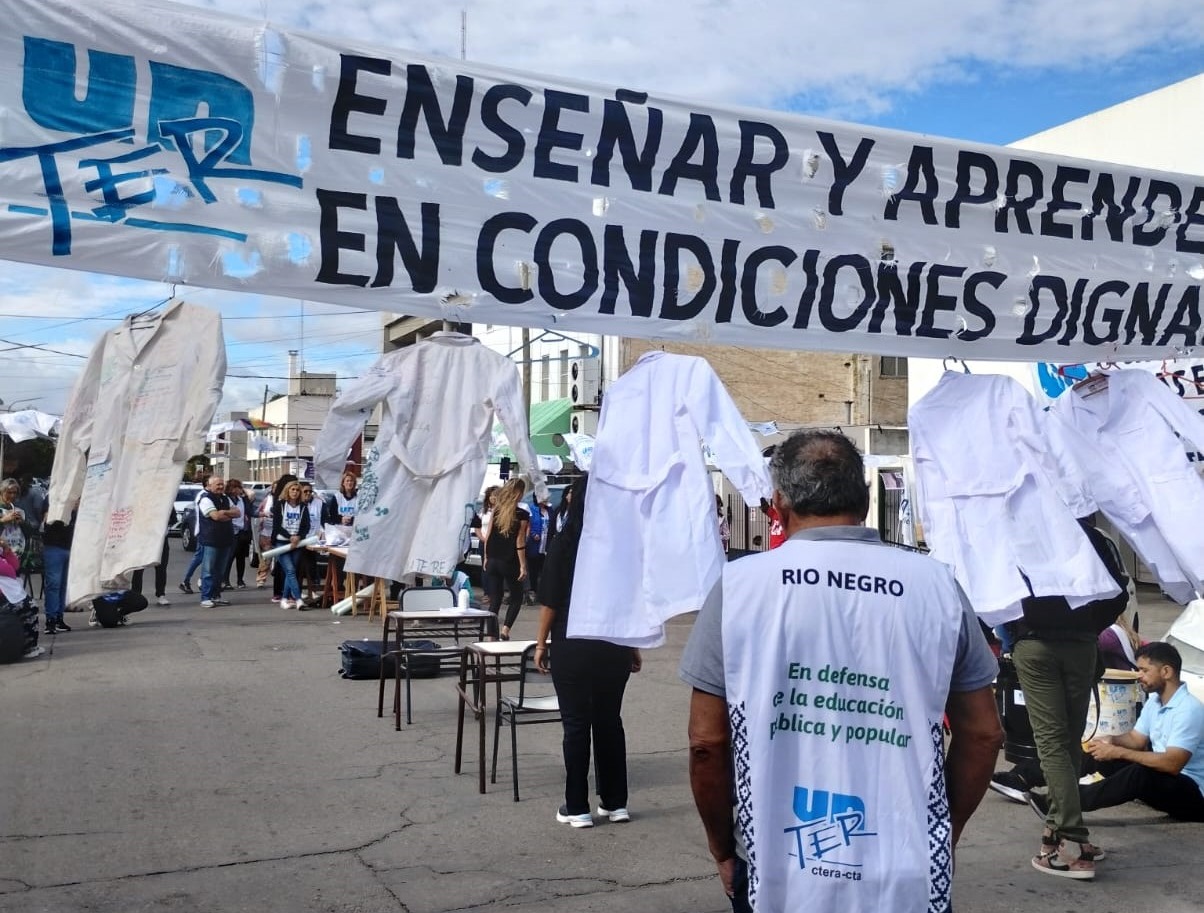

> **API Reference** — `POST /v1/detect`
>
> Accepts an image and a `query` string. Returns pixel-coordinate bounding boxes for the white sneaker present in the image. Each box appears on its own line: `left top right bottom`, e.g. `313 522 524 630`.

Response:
156 596 171 606
598 805 631 823
280 598 294 610
200 599 216 608
24 645 46 658
556 805 594 828
88 610 100 627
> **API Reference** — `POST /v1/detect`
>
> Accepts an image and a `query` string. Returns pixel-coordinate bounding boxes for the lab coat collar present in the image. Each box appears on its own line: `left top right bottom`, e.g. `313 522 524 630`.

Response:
428 331 478 345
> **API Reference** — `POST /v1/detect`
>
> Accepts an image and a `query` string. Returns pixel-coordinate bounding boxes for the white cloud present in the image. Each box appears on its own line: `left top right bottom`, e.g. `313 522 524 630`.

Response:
184 0 1204 117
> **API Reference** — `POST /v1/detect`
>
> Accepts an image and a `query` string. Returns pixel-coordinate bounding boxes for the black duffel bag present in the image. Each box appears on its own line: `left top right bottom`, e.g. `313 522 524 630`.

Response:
339 639 443 680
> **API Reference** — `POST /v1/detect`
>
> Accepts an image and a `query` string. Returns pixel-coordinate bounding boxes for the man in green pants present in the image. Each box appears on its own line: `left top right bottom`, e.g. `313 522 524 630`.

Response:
1008 520 1128 881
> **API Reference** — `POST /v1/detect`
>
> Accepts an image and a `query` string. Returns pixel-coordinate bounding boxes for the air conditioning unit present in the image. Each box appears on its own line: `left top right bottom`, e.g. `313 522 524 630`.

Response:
569 410 599 435
569 358 601 406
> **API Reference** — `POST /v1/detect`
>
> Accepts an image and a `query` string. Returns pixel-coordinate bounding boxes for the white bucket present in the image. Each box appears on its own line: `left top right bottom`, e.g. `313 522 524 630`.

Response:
1083 669 1142 740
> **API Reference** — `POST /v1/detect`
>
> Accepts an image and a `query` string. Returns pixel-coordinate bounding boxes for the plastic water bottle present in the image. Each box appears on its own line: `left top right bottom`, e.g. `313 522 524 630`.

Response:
457 586 470 611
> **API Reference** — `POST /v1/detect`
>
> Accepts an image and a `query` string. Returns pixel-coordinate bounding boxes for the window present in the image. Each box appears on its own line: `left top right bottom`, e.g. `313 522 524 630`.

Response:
540 355 550 402
558 348 570 399
880 356 908 378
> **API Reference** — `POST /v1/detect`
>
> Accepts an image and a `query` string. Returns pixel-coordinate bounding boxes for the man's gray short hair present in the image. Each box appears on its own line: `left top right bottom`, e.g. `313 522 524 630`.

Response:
769 431 869 520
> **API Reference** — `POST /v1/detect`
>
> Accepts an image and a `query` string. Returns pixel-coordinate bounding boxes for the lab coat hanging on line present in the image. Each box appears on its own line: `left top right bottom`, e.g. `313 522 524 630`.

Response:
47 300 226 602
568 352 772 648
1049 368 1204 603
313 332 547 582
909 371 1121 626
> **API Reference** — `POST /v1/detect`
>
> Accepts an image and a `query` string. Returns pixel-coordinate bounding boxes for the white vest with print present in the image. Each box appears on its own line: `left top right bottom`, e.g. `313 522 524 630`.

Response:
722 536 964 913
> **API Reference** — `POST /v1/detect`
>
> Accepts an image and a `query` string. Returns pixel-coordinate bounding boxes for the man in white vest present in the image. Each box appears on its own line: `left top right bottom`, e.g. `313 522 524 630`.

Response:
681 430 1003 913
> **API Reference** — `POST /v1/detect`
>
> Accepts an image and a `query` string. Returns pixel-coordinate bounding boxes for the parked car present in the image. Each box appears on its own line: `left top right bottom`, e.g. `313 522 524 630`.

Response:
170 484 203 539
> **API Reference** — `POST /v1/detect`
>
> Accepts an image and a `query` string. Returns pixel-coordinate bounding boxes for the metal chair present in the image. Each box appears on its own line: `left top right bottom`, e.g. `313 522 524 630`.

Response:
379 586 472 728
491 642 562 801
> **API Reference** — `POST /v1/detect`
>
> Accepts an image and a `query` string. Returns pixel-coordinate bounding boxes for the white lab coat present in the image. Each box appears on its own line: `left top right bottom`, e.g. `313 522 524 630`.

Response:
47 300 225 601
909 371 1120 626
313 332 546 581
568 352 772 647
1049 369 1204 603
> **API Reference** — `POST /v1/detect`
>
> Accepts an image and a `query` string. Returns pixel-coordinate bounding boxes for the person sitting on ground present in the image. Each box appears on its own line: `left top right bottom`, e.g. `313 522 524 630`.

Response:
1098 614 1145 672
0 478 27 559
1028 642 1204 824
0 539 41 658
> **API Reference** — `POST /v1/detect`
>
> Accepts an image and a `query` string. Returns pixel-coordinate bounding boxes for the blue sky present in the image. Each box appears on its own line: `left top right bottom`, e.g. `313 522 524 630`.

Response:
0 0 1201 416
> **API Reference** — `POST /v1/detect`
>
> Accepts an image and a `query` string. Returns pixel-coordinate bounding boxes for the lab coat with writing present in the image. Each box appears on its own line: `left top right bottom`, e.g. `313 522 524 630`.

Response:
568 352 772 647
48 300 225 602
1049 369 1204 603
313 333 546 581
909 372 1120 626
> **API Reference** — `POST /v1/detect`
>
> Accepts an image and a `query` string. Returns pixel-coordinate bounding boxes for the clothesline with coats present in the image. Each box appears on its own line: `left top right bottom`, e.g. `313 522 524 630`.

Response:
909 367 1204 628
41 297 1204 646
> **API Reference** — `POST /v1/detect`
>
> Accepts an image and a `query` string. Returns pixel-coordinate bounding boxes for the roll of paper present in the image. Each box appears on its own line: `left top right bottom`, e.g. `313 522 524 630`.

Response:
330 583 375 616
262 535 320 559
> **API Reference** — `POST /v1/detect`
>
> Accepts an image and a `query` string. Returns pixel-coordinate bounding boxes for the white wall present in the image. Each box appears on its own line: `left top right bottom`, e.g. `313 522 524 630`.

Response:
909 75 1204 407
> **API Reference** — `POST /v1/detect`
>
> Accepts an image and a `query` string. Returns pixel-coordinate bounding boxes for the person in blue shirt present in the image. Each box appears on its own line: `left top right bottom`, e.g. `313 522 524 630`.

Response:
1029 642 1204 823
524 496 550 605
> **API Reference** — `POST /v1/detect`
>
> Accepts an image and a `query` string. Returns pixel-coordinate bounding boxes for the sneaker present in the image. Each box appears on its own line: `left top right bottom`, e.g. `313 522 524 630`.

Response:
44 623 57 637
88 610 100 627
24 645 46 658
200 599 216 608
256 581 265 589
988 769 1030 804
597 805 630 823
212 599 231 606
270 596 281 603
1078 841 1106 862
556 805 594 828
156 596 171 606
1025 790 1051 821
1032 841 1094 880
237 581 247 589
53 619 72 633
179 581 193 595
280 598 294 610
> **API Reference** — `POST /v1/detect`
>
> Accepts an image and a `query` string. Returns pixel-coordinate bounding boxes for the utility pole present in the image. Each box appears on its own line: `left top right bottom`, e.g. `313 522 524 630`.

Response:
522 328 532 434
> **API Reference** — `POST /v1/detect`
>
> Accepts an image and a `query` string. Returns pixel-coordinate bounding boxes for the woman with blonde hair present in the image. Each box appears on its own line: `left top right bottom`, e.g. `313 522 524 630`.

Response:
483 478 529 639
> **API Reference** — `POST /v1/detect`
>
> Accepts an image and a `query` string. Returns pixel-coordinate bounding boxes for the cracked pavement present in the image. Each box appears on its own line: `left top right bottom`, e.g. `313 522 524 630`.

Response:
2 549 1202 911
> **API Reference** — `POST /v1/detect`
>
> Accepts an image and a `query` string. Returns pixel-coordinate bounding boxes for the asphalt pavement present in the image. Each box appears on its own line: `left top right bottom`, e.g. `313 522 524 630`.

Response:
1 546 1201 912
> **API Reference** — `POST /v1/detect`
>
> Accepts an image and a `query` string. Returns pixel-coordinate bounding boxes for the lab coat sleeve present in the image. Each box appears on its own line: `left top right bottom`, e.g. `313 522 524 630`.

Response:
47 332 106 523
682 359 772 504
312 355 398 488
492 364 549 503
173 308 227 463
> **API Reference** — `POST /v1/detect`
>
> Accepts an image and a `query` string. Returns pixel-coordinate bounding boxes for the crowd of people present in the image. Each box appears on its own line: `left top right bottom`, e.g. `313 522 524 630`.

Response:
4 435 1203 907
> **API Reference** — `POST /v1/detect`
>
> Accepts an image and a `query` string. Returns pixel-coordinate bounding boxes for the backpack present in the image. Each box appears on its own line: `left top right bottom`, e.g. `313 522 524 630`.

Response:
0 607 25 663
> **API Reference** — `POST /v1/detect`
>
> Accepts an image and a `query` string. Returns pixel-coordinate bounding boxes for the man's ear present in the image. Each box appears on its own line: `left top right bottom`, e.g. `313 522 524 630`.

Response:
771 490 788 518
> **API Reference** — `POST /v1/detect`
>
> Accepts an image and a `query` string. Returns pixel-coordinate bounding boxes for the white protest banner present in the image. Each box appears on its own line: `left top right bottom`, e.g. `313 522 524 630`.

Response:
1 0 1202 361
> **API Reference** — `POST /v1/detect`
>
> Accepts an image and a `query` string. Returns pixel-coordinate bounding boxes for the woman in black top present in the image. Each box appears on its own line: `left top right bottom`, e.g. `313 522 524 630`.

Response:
535 474 641 827
483 478 528 639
